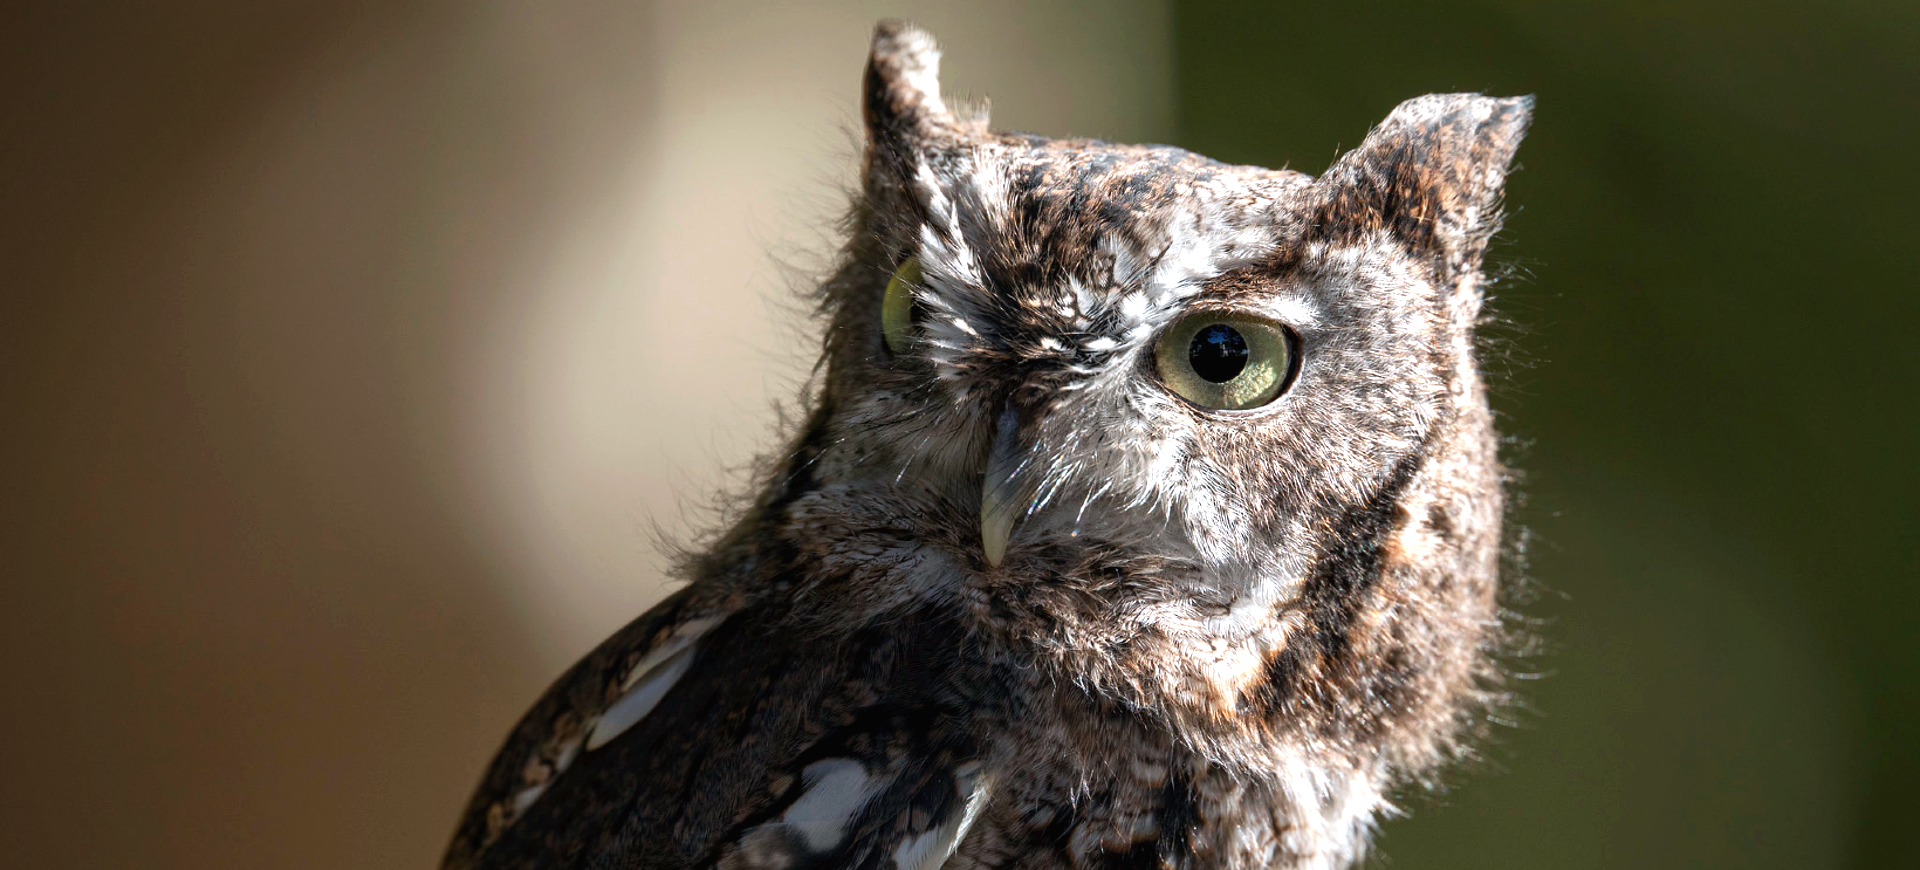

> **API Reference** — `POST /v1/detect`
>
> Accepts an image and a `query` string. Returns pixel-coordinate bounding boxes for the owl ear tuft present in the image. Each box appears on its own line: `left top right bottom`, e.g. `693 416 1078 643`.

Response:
1317 94 1533 277
864 21 974 166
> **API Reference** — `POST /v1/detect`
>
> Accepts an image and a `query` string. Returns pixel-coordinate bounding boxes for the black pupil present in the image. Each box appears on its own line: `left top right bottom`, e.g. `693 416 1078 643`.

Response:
1188 324 1249 383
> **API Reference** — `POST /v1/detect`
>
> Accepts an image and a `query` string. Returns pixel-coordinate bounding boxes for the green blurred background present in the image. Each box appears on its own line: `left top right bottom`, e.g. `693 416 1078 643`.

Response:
5 2 1914 868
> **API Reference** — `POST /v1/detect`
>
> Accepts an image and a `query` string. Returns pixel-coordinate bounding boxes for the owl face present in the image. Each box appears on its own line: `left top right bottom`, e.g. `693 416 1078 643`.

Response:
826 144 1420 582
780 29 1525 716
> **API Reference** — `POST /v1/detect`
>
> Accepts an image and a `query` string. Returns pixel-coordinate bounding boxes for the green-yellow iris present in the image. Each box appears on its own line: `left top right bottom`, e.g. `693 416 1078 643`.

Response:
881 257 921 355
1153 310 1295 411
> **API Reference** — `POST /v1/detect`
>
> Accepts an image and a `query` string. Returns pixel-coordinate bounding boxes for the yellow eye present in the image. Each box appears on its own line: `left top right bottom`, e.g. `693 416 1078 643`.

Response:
881 257 922 356
1153 311 1297 411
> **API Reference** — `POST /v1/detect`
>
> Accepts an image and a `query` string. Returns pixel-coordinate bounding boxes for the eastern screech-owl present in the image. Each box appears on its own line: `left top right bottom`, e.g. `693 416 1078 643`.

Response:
443 21 1531 870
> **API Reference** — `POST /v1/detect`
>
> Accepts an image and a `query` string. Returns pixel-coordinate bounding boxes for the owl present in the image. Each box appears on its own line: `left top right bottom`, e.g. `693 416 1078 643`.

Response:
441 21 1531 870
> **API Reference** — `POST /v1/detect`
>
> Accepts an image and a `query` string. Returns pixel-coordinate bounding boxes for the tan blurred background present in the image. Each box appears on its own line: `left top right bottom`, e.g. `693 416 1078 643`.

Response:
2 3 1169 868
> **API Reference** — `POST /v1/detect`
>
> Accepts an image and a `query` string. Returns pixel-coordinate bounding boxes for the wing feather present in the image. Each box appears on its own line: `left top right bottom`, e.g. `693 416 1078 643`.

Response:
443 599 991 870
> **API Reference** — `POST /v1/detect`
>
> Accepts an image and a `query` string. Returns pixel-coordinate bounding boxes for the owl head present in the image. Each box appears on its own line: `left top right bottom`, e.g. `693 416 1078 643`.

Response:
769 22 1528 770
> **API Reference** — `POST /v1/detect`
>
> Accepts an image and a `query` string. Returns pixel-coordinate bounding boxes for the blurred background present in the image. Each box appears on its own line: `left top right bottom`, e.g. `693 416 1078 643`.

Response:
3 1 1913 868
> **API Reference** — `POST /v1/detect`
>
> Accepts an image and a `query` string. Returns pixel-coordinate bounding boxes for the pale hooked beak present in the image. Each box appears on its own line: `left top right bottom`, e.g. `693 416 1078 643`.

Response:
980 407 1035 567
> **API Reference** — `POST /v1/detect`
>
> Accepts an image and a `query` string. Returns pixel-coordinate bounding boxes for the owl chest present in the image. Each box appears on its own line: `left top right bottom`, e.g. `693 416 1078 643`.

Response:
947 684 1376 870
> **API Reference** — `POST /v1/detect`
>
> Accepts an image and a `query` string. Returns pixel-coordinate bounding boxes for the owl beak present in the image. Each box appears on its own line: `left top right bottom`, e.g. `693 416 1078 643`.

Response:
981 407 1034 568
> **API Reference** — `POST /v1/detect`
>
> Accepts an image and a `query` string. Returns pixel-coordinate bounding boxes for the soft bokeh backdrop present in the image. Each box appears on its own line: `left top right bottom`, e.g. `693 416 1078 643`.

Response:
3 1 1912 868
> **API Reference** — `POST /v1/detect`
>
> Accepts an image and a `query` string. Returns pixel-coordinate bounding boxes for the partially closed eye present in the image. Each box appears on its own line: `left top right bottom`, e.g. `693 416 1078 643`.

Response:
882 256 923 356
1153 310 1299 411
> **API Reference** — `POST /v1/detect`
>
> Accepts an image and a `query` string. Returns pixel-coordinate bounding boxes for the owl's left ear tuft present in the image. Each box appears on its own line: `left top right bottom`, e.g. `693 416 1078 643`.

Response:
1317 93 1533 279
864 21 975 165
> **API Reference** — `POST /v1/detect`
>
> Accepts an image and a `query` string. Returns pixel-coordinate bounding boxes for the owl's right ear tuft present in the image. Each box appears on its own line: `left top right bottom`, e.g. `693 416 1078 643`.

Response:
864 21 971 167
1316 93 1533 283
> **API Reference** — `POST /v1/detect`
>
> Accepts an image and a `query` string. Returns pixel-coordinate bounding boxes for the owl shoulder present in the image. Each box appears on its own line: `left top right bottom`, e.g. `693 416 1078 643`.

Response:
444 588 991 870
